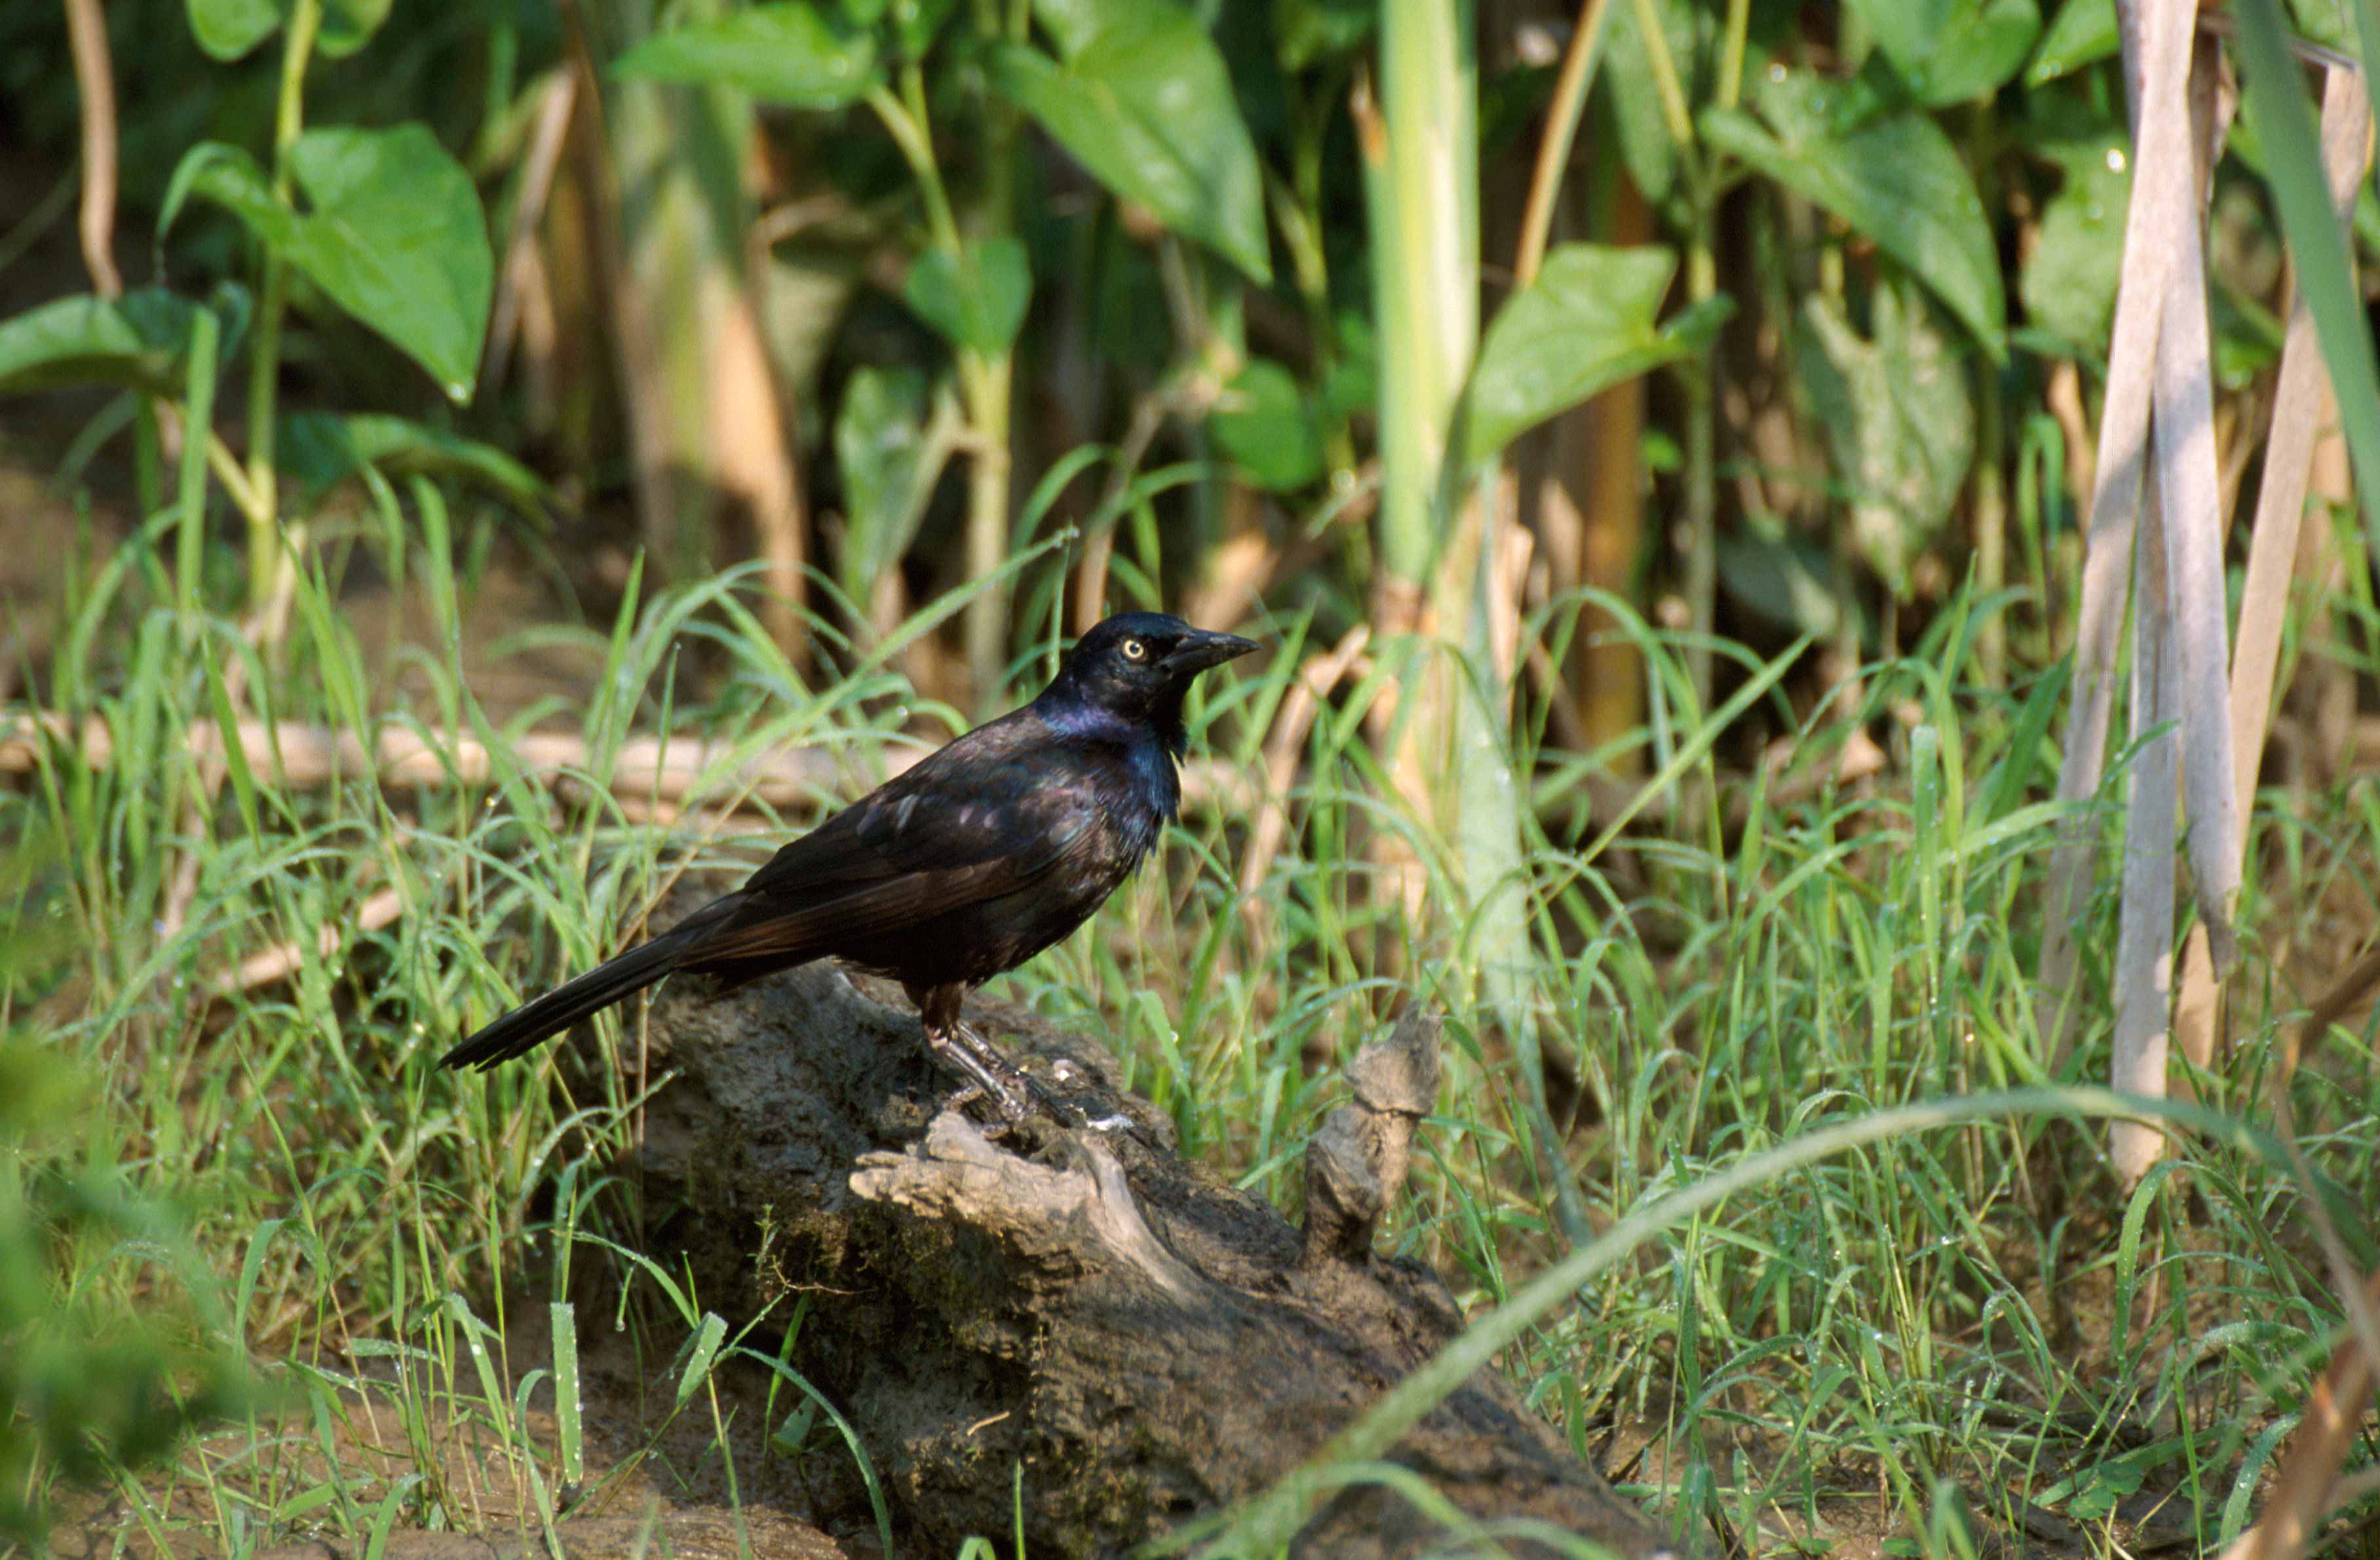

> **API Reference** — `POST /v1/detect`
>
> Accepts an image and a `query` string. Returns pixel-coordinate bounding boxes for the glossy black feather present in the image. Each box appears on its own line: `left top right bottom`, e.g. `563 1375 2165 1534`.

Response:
441 613 1257 1073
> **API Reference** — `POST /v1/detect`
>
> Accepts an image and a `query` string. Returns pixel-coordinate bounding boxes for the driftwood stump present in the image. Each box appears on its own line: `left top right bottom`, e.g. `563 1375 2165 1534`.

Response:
609 957 1673 1560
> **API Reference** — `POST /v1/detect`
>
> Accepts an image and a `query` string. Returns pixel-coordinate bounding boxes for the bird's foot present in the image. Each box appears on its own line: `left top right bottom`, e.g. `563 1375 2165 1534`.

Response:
929 1021 1102 1133
927 1021 1042 1128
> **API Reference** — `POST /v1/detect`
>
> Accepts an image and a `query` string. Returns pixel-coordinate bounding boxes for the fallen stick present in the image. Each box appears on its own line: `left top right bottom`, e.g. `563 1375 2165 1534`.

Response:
0 711 1260 815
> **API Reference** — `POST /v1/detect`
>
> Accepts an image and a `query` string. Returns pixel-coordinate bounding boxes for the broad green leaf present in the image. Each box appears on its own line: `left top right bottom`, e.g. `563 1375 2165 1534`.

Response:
833 365 961 599
1463 244 1727 468
286 127 490 400
1716 525 1851 638
163 143 297 254
902 236 1031 354
187 0 282 60
1601 0 1701 204
1274 0 1375 69
170 129 491 400
992 0 1271 284
889 0 960 58
2020 132 2128 356
1211 358 1322 491
1849 0 2039 104
2027 0 2117 83
317 0 393 56
0 290 214 397
188 0 387 57
1031 0 1106 60
277 413 551 508
1798 282 1974 594
1703 71 2005 358
613 5 883 109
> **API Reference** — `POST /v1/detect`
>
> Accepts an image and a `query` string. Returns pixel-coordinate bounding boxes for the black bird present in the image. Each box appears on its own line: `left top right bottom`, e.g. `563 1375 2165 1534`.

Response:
440 612 1259 1119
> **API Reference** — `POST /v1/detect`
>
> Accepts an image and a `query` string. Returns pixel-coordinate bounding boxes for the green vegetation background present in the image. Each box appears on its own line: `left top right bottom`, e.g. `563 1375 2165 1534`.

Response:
3 0 2379 1551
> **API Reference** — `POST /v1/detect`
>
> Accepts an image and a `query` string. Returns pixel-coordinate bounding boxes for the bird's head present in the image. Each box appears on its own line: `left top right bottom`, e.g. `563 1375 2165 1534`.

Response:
1039 613 1260 751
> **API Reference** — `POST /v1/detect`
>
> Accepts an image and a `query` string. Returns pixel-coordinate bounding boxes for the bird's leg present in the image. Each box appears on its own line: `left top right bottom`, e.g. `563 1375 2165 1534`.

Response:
911 982 1035 1126
923 1020 1032 1125
908 983 1124 1130
950 1016 1104 1126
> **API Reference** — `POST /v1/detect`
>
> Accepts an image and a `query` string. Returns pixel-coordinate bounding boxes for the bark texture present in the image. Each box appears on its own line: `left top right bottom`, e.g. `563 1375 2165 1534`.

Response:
605 953 1672 1560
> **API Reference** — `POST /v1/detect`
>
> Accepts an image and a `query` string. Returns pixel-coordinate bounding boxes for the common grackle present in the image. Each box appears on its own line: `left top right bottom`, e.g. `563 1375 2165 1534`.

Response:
440 612 1259 1120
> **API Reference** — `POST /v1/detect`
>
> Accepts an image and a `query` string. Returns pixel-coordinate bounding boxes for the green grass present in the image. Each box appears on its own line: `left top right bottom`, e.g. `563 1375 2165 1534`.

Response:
7 499 2380 1558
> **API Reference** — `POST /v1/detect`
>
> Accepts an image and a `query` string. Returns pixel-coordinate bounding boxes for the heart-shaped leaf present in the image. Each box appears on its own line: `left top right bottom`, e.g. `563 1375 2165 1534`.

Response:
317 0 393 56
286 127 490 399
902 236 1031 355
1847 0 2039 104
2020 129 2128 356
993 0 1269 284
187 0 390 60
834 365 963 600
186 0 282 60
2027 0 2117 84
166 127 492 400
1602 0 1704 204
1717 525 1852 639
1212 357 1323 491
1798 282 1974 593
613 4 883 109
1702 71 2005 359
278 412 550 508
1465 244 1728 468
0 288 236 397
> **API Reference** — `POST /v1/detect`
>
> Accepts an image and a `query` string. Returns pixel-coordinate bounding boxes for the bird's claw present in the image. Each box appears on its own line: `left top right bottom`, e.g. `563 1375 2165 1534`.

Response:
928 1029 1033 1126
934 1019 1070 1126
929 1020 1118 1134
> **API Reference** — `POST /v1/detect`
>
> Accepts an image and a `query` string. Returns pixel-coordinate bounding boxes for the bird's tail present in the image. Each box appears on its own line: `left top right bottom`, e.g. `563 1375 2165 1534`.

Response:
440 929 693 1070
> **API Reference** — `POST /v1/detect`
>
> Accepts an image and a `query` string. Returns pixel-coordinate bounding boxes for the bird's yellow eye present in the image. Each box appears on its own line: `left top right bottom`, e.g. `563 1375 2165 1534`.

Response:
1121 637 1148 661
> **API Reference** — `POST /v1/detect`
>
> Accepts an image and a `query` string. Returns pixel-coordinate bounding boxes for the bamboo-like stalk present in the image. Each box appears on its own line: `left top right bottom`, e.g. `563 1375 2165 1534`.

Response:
2110 486 2179 1181
2041 0 2235 1184
959 349 1015 707
1366 0 1593 1244
2036 0 2203 1074
2172 66 2371 1082
2151 43 2239 983
1368 0 1475 594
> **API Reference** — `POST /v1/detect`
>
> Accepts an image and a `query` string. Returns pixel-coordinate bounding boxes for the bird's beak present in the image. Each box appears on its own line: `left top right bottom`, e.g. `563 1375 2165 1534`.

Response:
1165 628 1261 675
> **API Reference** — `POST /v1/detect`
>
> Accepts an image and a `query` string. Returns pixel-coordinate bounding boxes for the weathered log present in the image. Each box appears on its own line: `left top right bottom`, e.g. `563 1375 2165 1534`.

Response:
603 955 1674 1559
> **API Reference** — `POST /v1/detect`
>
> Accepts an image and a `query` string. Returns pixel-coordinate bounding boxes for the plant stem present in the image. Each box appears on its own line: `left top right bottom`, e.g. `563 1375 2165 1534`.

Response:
958 346 1014 702
1716 0 1750 109
875 78 961 256
1624 0 1694 146
1370 0 1474 589
870 76 1019 708
244 0 320 614
1512 0 1615 290
1370 0 1591 1247
1683 223 1717 709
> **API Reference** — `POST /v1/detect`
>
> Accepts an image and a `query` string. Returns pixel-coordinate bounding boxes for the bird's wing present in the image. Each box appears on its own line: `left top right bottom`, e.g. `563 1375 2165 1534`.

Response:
684 725 1119 962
